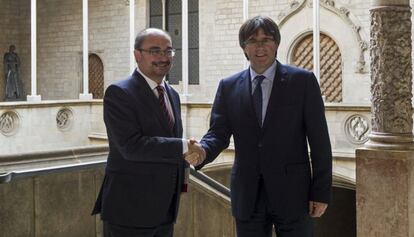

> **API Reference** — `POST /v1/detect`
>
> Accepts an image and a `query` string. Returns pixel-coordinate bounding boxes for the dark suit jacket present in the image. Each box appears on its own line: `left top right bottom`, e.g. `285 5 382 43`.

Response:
199 61 332 220
92 70 186 227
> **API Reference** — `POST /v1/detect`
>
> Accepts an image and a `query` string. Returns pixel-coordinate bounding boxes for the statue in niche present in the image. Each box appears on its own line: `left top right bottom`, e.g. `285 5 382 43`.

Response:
3 45 23 101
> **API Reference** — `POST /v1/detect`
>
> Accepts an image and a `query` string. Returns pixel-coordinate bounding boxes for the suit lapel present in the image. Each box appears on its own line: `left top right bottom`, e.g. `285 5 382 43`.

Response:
262 61 289 130
132 71 174 136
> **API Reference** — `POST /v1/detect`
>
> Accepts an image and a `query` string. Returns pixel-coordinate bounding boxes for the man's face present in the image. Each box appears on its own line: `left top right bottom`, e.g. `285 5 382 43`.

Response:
134 34 173 83
243 28 278 74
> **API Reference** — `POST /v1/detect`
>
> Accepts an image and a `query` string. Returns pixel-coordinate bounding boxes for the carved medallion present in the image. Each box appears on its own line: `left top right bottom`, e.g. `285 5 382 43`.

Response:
0 111 20 136
344 114 370 144
56 108 73 131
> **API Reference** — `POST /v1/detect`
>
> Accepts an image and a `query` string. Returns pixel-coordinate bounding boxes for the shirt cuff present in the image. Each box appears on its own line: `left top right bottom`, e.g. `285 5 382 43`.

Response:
182 139 188 154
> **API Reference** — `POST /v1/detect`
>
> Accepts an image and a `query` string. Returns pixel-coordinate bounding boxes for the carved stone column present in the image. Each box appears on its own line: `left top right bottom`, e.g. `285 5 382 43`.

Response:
365 0 414 149
356 1 414 236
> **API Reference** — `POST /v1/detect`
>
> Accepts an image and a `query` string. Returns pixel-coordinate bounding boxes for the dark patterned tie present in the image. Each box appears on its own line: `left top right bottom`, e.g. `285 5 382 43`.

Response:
253 75 265 126
156 85 174 131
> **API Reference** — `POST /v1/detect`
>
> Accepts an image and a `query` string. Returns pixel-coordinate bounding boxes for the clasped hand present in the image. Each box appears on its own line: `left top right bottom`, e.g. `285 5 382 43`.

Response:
184 139 206 166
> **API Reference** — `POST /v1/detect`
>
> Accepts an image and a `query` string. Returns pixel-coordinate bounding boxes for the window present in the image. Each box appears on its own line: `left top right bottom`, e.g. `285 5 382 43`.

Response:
291 33 342 103
149 0 199 85
88 54 104 99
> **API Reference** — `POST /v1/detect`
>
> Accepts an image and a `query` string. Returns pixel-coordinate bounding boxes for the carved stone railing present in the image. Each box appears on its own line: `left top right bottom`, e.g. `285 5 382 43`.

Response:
0 101 375 157
0 100 105 155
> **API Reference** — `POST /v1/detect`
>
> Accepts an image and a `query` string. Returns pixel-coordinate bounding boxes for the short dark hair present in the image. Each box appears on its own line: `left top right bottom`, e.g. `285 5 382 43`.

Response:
134 28 172 50
238 16 281 48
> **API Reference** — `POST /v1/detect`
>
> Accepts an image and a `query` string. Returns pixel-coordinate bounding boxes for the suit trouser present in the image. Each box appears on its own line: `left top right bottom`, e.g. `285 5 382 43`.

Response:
235 178 313 237
103 221 173 237
103 194 176 237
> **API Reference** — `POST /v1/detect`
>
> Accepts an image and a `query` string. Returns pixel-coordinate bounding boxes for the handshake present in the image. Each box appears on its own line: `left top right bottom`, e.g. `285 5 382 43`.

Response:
184 139 206 166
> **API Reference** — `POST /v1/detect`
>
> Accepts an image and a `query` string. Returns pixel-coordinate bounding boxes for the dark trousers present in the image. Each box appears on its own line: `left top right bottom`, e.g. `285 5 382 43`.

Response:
104 194 176 237
103 221 174 237
236 178 313 237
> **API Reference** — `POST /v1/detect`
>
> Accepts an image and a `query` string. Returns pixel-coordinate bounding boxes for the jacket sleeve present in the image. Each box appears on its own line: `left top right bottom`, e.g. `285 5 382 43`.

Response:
197 80 232 169
104 84 183 163
304 73 333 204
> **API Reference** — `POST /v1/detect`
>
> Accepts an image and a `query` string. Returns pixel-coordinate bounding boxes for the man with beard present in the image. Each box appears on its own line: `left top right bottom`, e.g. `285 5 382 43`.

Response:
92 28 205 237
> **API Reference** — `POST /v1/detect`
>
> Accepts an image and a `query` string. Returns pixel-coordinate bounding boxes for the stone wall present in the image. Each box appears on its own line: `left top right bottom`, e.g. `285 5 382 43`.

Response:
36 0 140 100
0 168 99 237
183 0 245 103
0 101 102 155
0 163 234 237
0 0 380 103
0 101 369 157
0 0 149 101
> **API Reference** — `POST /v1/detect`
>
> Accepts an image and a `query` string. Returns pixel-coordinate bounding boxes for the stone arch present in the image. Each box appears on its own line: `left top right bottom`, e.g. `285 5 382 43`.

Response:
88 54 104 99
277 0 370 104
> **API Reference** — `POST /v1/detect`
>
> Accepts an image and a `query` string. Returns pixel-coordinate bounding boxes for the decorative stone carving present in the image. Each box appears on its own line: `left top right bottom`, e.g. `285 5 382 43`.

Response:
290 0 300 8
344 114 370 144
278 0 368 73
339 7 349 15
370 6 412 134
278 0 306 22
56 108 73 131
321 0 335 7
0 111 20 136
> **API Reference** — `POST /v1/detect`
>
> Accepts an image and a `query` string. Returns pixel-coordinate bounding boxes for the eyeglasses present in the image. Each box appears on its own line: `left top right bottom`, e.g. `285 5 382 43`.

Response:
138 48 176 57
244 38 275 46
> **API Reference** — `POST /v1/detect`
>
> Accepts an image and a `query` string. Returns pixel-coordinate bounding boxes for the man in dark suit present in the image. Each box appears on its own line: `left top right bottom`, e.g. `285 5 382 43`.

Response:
92 28 204 237
196 16 332 236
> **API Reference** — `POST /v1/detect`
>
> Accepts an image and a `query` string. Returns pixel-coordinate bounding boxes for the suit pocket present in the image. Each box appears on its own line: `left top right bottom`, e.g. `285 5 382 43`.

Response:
104 173 154 204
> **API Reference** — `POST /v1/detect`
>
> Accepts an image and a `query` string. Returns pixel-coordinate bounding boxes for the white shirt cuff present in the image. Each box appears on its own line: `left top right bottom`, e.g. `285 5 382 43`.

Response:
182 139 188 154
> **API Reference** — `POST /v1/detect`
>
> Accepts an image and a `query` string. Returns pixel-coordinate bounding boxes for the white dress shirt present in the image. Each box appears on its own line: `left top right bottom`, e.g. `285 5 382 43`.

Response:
249 60 277 125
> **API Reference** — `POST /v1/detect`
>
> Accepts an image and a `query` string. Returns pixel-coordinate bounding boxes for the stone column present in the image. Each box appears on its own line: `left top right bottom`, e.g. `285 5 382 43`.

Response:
356 0 414 236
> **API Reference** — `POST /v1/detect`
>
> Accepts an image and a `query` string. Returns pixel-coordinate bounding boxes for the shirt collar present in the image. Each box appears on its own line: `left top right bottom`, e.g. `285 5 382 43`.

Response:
136 67 166 90
250 60 277 82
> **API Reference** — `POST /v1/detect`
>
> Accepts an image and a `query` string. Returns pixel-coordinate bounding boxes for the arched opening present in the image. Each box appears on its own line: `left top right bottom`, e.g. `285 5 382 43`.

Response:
201 164 356 236
314 186 356 237
291 33 343 103
88 54 104 99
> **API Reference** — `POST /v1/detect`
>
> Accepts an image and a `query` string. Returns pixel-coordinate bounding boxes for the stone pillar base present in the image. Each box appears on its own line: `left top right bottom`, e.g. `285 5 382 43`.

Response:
26 95 41 102
365 132 414 150
79 93 93 100
356 148 414 237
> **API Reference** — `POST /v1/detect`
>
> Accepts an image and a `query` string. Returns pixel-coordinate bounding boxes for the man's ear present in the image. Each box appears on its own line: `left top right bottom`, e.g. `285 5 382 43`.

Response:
242 47 249 60
134 50 141 63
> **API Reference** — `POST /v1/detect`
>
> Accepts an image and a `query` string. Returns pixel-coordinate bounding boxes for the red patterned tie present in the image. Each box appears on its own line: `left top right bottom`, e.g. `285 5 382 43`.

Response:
156 85 174 131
